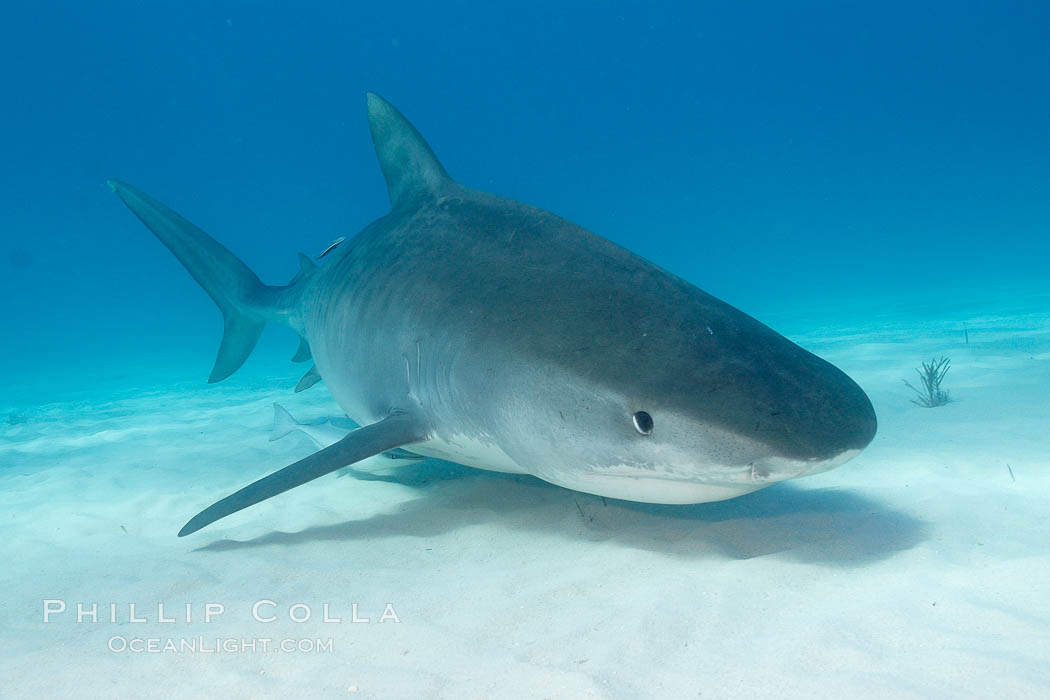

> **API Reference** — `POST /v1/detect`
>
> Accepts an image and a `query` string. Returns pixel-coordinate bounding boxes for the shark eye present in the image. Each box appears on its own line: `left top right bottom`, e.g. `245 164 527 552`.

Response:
632 411 654 435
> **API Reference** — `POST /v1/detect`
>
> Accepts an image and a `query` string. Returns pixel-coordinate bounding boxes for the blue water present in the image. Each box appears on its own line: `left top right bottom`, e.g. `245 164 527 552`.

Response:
3 0 1048 398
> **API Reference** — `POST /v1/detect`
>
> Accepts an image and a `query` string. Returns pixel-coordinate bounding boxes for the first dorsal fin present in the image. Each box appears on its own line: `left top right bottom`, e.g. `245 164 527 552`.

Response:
366 92 451 207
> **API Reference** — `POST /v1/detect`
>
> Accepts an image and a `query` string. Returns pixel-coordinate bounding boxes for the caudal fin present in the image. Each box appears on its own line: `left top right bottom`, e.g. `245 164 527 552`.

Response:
108 179 294 382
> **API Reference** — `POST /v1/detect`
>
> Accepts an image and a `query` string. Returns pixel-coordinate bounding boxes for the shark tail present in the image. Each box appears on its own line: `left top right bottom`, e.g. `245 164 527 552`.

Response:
108 179 305 382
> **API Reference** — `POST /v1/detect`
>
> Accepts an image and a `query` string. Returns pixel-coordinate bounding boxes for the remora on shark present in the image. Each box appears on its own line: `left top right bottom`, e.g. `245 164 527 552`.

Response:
109 93 877 536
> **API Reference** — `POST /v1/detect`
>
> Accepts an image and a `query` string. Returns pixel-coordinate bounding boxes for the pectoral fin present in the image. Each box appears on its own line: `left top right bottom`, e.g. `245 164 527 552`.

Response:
178 411 427 536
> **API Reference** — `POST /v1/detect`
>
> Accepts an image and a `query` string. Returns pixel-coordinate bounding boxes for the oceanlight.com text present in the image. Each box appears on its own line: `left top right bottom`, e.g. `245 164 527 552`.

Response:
107 636 335 654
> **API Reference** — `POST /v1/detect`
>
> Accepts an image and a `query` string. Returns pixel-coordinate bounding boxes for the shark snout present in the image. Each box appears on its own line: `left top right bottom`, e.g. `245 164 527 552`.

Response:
757 366 877 478
815 372 878 454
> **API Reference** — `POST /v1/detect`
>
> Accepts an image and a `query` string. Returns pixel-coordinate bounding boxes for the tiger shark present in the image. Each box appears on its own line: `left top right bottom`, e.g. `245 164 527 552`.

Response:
108 93 877 537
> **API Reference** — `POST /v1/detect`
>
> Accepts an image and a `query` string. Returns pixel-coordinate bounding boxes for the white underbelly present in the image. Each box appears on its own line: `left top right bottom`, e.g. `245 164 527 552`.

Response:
407 434 527 474
551 472 765 504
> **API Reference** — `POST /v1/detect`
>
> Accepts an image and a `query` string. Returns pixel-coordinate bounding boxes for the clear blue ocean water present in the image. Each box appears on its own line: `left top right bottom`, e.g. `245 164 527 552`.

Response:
4 1 1048 396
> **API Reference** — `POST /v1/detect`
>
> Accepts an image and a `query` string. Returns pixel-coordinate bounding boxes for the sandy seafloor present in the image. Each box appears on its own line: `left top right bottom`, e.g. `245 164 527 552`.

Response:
2 294 1049 699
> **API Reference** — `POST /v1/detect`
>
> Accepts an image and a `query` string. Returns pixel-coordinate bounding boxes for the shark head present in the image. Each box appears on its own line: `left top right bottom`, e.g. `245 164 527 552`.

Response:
485 298 877 503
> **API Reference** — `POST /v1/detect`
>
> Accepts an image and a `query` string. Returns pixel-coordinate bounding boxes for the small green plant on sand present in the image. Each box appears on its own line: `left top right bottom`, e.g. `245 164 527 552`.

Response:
904 357 952 407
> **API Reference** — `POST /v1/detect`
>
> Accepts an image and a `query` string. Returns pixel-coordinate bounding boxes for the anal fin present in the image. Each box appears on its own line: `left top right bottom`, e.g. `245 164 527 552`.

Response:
295 365 322 392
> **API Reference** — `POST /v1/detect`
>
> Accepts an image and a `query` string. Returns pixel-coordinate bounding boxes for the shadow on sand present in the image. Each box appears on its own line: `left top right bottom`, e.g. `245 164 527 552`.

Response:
195 460 927 567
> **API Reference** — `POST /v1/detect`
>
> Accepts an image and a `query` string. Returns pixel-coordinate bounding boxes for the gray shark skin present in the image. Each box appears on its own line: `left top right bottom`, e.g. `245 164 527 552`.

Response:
109 93 877 536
